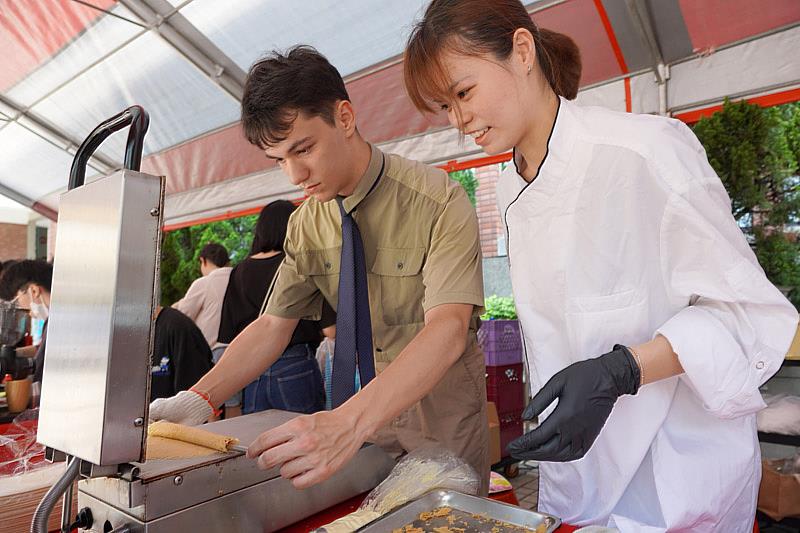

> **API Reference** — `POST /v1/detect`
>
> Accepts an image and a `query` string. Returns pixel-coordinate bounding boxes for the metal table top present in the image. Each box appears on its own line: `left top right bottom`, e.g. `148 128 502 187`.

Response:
132 409 296 482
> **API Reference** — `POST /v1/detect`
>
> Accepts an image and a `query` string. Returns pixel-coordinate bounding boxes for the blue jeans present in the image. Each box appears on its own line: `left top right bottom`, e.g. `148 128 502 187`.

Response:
242 343 325 415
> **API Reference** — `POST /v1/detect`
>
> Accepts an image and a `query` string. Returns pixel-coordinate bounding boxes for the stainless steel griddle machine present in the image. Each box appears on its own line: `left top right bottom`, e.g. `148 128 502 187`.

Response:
32 107 393 533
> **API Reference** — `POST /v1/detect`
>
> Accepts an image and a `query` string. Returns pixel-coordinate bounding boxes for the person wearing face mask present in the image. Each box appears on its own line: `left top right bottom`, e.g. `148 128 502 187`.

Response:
403 1 798 531
0 259 53 384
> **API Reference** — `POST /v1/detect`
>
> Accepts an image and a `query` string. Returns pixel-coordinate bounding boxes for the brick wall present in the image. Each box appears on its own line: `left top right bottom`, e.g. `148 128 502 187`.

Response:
475 164 504 258
0 223 28 261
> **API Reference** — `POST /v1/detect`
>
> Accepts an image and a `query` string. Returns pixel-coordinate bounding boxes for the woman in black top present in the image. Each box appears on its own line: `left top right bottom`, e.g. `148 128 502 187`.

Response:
218 200 333 414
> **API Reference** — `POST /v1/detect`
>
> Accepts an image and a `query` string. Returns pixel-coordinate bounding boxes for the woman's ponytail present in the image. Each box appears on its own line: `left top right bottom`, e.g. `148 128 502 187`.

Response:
537 29 582 100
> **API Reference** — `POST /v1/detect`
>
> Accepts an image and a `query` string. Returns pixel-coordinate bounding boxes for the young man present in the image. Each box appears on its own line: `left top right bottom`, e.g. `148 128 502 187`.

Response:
172 242 232 348
149 46 489 493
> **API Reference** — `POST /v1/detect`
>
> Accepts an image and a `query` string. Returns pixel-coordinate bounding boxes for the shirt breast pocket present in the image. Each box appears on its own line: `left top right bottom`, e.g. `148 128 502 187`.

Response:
566 289 649 356
295 247 341 303
371 247 426 326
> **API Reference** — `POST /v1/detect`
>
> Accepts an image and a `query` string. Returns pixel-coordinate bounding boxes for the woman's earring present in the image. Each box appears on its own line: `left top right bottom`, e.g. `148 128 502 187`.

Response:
527 64 532 75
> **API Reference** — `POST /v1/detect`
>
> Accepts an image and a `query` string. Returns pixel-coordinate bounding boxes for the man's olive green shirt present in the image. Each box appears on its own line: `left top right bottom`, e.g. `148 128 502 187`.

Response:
266 144 484 367
265 144 489 491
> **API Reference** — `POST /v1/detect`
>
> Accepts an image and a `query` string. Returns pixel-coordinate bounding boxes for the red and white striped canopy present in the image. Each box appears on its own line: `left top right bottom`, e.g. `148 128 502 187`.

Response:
1 0 798 226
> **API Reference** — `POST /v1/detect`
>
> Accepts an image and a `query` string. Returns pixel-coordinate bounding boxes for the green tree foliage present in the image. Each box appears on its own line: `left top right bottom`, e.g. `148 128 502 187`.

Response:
693 99 800 227
160 214 258 306
449 169 478 207
694 100 800 306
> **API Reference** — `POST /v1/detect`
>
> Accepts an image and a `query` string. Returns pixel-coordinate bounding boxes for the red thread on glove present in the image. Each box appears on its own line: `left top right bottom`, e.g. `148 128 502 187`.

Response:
190 387 222 417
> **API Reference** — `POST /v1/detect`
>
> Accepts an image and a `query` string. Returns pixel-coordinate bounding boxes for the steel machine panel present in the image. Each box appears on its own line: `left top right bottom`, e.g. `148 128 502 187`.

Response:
37 169 164 465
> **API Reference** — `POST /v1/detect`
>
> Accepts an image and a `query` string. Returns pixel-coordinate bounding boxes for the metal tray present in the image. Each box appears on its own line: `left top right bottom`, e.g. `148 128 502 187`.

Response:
357 489 560 532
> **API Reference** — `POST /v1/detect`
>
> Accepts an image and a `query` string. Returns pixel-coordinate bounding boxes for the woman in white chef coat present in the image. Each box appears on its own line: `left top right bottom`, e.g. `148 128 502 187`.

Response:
403 1 799 531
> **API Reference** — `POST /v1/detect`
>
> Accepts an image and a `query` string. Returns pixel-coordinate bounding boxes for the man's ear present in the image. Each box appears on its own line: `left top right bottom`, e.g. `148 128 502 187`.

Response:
28 284 41 300
335 100 357 137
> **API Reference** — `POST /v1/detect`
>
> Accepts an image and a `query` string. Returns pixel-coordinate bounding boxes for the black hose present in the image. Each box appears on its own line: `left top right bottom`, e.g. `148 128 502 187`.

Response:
31 456 81 533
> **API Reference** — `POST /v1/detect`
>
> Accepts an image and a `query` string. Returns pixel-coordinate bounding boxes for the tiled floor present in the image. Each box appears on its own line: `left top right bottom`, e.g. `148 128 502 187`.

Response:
506 460 540 511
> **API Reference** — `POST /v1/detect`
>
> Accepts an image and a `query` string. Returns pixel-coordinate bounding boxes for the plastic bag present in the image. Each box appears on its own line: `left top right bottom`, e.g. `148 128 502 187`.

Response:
0 408 46 478
316 447 479 532
315 337 335 410
361 447 480 514
773 451 800 475
757 394 800 435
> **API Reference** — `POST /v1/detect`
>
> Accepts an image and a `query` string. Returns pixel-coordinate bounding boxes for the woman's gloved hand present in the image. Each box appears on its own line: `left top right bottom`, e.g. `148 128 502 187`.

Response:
148 389 216 426
508 345 641 462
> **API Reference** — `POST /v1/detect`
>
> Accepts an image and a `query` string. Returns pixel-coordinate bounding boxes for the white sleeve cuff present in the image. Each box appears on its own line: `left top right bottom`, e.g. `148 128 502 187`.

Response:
656 305 769 419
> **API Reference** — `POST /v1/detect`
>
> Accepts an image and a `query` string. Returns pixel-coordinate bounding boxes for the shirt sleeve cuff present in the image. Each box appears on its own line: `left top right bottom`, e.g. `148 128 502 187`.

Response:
264 299 323 322
656 305 768 419
423 292 484 314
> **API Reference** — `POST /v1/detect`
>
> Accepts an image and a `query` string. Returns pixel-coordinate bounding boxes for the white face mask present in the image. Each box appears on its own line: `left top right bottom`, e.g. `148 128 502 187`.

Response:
28 287 49 321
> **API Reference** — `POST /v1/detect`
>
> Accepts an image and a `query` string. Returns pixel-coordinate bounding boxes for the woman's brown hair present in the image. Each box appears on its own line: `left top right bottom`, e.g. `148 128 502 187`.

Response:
404 0 581 117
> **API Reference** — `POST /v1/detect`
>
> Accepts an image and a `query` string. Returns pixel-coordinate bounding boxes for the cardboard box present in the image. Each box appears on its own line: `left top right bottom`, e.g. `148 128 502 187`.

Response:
758 459 800 521
487 401 501 466
0 467 77 533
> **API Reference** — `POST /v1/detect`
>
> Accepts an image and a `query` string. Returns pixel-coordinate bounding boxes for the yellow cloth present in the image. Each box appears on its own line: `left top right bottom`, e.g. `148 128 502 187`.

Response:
146 421 239 460
786 324 800 360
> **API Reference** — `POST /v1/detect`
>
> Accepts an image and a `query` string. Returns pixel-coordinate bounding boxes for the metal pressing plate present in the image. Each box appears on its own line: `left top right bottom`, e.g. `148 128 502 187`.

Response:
38 169 164 465
357 489 560 532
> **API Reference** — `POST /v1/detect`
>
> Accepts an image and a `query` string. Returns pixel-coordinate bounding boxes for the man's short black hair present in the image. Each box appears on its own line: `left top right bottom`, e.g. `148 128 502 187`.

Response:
199 243 229 268
241 45 350 148
251 200 296 255
0 260 53 301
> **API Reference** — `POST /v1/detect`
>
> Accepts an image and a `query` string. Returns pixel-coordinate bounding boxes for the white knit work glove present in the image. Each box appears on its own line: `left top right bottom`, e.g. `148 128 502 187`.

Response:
148 390 214 426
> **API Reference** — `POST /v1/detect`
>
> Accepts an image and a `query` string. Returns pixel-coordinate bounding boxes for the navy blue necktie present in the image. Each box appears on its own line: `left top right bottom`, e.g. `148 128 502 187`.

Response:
330 159 383 408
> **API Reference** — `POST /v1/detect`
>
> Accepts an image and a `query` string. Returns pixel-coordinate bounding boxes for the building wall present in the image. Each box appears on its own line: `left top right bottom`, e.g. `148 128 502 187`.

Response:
474 163 513 297
47 221 56 261
0 222 29 261
475 164 504 259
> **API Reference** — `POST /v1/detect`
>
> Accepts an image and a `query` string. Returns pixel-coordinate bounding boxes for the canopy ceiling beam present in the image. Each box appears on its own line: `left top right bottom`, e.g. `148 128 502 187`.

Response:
120 0 247 102
0 182 57 221
623 0 665 84
0 94 115 174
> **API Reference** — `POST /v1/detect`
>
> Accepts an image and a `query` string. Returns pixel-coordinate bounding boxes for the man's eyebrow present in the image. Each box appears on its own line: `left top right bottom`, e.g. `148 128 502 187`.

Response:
264 136 313 159
288 136 313 153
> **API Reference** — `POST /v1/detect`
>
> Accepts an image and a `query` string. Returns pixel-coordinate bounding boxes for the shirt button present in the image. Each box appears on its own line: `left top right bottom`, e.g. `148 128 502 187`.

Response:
755 361 765 370
324 262 331 269
396 262 404 270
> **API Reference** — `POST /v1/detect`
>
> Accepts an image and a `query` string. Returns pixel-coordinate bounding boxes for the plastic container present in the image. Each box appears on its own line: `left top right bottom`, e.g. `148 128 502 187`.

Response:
486 363 525 413
498 410 523 456
479 320 523 366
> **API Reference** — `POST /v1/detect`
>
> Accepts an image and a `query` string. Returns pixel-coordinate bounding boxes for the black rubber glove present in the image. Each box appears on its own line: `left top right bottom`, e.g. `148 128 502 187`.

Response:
507 345 641 462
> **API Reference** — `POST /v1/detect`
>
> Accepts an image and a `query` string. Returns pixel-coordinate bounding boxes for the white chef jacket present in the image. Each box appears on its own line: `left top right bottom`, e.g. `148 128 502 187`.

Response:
496 97 798 532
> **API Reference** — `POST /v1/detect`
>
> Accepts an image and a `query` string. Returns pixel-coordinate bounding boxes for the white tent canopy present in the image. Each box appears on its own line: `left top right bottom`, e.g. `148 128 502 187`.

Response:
1 0 798 227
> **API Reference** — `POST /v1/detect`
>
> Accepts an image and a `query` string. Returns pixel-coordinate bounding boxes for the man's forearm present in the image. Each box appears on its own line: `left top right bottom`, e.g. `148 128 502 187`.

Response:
193 314 296 406
341 304 472 440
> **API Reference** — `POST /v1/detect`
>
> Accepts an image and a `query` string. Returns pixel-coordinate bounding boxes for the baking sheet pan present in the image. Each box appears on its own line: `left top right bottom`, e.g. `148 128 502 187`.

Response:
357 489 560 532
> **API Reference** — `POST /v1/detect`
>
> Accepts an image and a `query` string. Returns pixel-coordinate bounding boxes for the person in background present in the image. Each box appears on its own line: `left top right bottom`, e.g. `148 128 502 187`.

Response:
217 200 333 415
0 260 53 383
403 0 799 530
172 242 232 348
150 306 214 401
